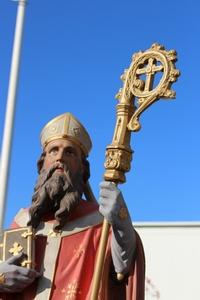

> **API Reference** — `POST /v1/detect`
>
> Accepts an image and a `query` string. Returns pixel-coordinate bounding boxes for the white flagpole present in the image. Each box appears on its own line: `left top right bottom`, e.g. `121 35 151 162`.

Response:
0 0 27 232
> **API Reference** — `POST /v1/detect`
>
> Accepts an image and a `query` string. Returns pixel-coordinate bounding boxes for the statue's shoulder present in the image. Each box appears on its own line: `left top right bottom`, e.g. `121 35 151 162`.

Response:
13 208 29 227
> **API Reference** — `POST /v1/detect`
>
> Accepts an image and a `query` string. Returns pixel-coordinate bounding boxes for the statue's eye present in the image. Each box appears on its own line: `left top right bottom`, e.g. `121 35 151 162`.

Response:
49 147 58 155
64 147 76 156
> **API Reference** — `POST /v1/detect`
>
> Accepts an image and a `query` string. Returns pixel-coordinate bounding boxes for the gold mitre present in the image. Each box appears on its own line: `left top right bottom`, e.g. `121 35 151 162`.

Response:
40 113 92 156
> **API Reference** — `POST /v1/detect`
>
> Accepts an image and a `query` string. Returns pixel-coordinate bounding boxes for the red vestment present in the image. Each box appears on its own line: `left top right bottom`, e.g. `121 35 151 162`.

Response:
0 201 145 300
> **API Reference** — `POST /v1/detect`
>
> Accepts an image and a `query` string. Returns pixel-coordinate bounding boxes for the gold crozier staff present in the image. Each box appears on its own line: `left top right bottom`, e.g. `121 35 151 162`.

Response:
90 43 180 299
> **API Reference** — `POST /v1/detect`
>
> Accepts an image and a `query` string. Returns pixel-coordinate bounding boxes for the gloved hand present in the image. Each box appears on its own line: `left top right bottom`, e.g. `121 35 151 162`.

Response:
99 181 136 275
0 252 40 293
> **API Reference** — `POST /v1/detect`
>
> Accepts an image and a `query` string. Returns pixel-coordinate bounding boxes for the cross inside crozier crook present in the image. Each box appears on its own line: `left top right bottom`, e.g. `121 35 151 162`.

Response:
136 57 164 92
125 43 180 131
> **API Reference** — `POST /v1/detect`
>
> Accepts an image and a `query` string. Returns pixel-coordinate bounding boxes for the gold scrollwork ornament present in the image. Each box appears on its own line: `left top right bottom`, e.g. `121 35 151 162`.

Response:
116 43 180 132
104 148 132 183
104 43 180 183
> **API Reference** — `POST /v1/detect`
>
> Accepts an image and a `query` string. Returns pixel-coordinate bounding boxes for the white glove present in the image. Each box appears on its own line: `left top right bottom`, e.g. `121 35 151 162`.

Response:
99 181 136 275
0 253 40 293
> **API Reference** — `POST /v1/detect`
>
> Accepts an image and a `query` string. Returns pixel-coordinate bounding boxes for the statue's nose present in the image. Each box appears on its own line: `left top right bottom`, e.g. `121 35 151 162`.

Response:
56 149 65 162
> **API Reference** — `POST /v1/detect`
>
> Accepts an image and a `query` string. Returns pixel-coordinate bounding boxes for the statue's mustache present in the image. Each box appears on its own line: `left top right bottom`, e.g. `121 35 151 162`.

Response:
37 162 70 189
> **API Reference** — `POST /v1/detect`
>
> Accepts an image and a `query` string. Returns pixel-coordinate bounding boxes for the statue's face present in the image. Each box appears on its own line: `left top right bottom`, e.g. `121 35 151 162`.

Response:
43 139 83 176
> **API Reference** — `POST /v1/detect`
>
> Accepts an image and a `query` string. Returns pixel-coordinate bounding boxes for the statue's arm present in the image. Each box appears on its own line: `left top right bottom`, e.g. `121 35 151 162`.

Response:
99 181 136 275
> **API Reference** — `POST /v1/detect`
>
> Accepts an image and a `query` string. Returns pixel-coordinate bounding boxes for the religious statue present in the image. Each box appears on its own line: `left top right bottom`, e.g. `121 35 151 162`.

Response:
0 112 145 299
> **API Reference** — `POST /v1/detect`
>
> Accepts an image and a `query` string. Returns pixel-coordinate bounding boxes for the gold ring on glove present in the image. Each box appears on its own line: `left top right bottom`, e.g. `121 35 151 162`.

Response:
0 273 6 284
118 206 128 220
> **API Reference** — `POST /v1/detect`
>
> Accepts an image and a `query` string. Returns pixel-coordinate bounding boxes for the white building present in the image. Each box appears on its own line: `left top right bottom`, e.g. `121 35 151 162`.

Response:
135 222 200 300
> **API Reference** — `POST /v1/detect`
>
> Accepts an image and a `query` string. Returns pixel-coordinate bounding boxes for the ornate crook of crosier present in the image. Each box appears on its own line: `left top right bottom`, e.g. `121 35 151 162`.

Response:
104 43 180 183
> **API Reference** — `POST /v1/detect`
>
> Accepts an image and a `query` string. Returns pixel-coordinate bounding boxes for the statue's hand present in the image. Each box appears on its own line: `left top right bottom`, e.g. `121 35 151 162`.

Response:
99 181 136 275
99 181 129 225
0 252 40 293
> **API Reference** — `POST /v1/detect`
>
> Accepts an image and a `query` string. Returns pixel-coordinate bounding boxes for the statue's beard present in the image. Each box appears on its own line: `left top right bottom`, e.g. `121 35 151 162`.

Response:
27 162 83 231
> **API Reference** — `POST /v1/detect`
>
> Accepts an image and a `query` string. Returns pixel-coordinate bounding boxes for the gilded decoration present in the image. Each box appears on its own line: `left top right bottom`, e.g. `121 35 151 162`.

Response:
104 148 132 171
0 227 34 269
116 43 180 132
92 43 180 299
0 273 6 284
21 230 34 238
8 242 23 256
118 207 128 220
104 43 180 183
47 229 62 237
62 280 81 299
73 244 85 258
104 148 132 183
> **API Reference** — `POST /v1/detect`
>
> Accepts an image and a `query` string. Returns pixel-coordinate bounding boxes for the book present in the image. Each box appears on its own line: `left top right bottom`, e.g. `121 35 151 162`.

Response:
0 227 35 269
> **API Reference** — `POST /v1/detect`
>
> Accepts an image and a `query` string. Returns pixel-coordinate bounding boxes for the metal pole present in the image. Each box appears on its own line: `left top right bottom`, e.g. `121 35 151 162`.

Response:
0 0 27 231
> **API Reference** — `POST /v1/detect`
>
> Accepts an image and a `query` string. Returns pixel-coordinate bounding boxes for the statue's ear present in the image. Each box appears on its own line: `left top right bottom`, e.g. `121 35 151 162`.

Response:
37 152 46 174
82 156 90 183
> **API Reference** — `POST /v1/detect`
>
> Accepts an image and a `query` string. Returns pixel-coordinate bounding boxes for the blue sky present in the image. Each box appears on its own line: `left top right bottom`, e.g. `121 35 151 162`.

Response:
0 0 199 228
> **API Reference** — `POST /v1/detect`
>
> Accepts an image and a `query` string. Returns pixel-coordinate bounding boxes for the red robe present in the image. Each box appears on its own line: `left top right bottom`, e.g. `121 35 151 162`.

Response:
1 201 145 300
